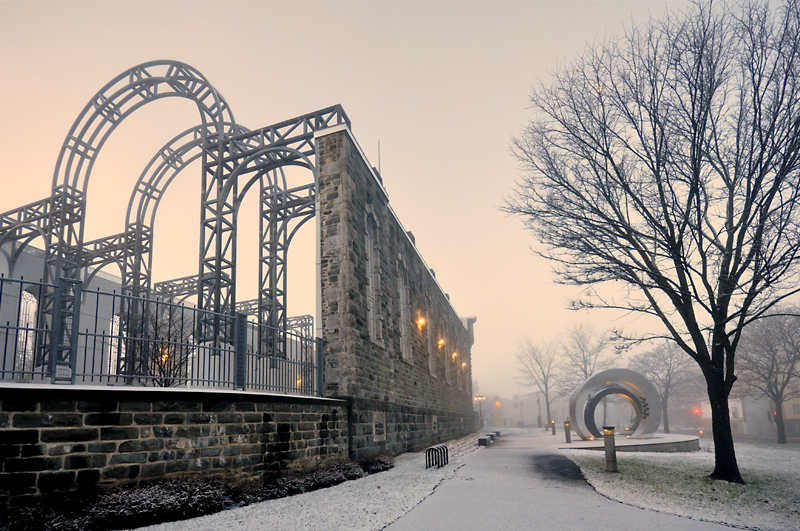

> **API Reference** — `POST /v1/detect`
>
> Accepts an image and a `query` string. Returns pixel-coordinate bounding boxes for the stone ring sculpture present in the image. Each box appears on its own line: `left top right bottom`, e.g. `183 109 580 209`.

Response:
569 368 662 440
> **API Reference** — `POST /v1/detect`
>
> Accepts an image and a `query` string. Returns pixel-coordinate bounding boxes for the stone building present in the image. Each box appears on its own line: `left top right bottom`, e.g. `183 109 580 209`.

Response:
0 109 478 507
316 126 477 458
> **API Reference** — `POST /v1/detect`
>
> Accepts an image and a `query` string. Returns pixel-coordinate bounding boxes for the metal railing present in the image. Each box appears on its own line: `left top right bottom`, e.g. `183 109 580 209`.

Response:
0 275 321 396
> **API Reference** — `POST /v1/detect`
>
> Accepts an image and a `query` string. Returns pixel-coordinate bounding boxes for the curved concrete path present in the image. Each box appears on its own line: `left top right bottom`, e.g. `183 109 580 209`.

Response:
386 431 734 531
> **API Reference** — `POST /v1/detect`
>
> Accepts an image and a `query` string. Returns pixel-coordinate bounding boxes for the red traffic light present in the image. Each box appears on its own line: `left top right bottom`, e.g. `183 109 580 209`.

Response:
693 408 701 415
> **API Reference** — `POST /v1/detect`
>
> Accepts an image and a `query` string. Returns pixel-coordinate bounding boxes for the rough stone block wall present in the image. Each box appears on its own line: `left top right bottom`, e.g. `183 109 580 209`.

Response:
0 386 348 509
317 127 479 457
347 397 476 460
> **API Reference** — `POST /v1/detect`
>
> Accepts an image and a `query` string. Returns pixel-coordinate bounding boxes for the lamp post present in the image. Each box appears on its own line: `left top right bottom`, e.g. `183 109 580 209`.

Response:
603 426 618 472
474 395 485 418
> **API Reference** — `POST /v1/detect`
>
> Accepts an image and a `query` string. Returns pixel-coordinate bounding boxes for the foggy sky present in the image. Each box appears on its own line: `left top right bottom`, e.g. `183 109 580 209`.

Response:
0 0 684 398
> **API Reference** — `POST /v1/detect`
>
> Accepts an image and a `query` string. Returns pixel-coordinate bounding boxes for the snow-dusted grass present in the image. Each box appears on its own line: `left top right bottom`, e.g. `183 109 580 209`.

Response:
567 440 800 531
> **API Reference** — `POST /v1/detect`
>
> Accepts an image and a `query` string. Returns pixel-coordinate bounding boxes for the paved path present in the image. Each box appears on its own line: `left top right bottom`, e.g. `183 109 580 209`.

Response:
386 432 734 531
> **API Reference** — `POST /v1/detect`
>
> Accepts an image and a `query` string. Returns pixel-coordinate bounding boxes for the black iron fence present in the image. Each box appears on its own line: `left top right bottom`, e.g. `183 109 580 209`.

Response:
0 275 321 396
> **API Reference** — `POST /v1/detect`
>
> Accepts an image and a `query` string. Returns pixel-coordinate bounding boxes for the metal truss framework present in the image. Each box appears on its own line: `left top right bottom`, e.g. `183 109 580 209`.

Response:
0 60 349 381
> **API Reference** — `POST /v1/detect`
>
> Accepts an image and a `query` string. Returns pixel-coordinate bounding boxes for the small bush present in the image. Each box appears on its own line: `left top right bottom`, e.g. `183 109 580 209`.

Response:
88 476 231 530
233 460 365 506
0 506 91 531
0 457 393 530
357 454 395 474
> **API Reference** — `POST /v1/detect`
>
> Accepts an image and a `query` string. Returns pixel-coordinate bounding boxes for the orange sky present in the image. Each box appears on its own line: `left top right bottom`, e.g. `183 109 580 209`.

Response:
0 0 683 398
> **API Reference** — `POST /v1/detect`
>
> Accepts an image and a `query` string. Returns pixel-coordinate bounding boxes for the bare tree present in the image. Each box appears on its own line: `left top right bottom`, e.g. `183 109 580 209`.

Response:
737 308 800 444
121 302 196 387
629 342 698 433
504 1 800 483
559 323 615 395
515 337 561 424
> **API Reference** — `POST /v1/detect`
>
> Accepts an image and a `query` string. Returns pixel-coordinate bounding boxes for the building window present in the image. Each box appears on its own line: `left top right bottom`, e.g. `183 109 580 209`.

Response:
793 403 800 415
15 291 37 382
397 257 412 362
108 314 125 378
427 319 437 378
365 206 383 345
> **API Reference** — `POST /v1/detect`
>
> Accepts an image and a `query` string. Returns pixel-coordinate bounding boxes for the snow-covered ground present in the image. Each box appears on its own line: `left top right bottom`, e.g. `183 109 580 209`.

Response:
139 433 799 531
567 440 800 531
138 434 482 531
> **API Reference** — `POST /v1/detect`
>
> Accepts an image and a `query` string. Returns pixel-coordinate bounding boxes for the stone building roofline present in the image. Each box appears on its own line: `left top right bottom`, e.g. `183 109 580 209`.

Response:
314 123 473 333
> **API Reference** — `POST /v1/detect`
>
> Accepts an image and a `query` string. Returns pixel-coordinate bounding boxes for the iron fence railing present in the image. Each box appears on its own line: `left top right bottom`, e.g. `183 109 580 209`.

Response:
0 275 321 396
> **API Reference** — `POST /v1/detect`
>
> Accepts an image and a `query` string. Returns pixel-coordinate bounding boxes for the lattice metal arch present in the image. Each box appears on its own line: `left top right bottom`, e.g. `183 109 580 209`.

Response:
125 126 314 339
199 106 349 324
44 60 235 380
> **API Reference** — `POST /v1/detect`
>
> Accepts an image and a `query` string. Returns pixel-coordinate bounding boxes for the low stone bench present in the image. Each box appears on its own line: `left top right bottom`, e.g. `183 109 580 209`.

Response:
478 437 491 446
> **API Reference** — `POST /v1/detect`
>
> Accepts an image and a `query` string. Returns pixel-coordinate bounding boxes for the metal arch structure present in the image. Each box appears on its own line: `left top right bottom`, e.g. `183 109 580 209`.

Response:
568 368 663 440
198 107 349 324
123 122 252 298
47 60 236 285
40 60 236 381
127 125 319 338
0 59 350 380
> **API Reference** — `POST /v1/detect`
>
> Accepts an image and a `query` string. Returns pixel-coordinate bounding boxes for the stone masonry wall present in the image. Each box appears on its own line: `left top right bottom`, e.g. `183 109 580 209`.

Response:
317 127 479 458
0 386 348 509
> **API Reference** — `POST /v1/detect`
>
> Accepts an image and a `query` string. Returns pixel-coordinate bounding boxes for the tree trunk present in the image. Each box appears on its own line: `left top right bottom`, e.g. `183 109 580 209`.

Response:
707 380 745 483
775 400 787 444
545 392 552 426
662 402 670 434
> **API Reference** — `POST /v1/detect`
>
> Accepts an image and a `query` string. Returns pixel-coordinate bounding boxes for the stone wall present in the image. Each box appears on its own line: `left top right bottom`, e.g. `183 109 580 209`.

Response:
316 127 479 458
0 386 348 508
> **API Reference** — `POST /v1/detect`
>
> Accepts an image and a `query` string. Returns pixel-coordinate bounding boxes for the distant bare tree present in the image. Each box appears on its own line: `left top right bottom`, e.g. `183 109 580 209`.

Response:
629 342 698 433
559 323 615 396
737 308 800 444
504 1 800 483
515 337 561 424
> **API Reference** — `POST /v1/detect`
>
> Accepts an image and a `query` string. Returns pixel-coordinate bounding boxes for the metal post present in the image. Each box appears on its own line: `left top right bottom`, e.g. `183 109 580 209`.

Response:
550 419 556 435
233 312 247 390
315 337 324 397
564 420 572 443
604 426 618 472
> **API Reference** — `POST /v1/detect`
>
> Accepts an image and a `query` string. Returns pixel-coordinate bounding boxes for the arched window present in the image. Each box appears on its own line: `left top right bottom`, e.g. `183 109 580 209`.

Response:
427 319 437 378
15 291 37 382
365 206 383 345
397 257 412 362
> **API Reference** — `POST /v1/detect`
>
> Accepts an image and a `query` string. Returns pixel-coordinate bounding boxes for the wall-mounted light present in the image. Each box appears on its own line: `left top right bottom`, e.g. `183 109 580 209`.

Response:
416 315 427 330
452 352 458 360
461 362 467 370
438 338 445 349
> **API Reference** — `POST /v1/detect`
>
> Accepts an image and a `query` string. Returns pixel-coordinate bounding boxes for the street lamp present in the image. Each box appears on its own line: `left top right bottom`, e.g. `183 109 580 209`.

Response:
474 395 485 418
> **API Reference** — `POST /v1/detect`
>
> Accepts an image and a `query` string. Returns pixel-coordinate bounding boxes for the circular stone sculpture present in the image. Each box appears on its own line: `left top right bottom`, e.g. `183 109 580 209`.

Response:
569 368 662 440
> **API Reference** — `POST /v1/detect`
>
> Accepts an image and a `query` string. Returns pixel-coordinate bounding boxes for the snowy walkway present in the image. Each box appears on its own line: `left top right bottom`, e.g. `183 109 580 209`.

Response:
140 431 735 531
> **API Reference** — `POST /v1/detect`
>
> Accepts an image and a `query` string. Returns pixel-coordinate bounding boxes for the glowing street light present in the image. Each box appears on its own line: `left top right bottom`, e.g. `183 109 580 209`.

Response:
474 395 485 417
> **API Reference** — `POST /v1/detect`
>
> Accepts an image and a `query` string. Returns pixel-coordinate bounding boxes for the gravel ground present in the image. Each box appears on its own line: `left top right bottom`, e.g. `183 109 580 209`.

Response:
567 439 800 531
137 434 482 531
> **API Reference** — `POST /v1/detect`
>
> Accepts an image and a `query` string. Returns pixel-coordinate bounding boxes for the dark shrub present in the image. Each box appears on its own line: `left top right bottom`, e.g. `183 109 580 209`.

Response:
357 454 394 474
233 460 365 506
88 476 231 530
